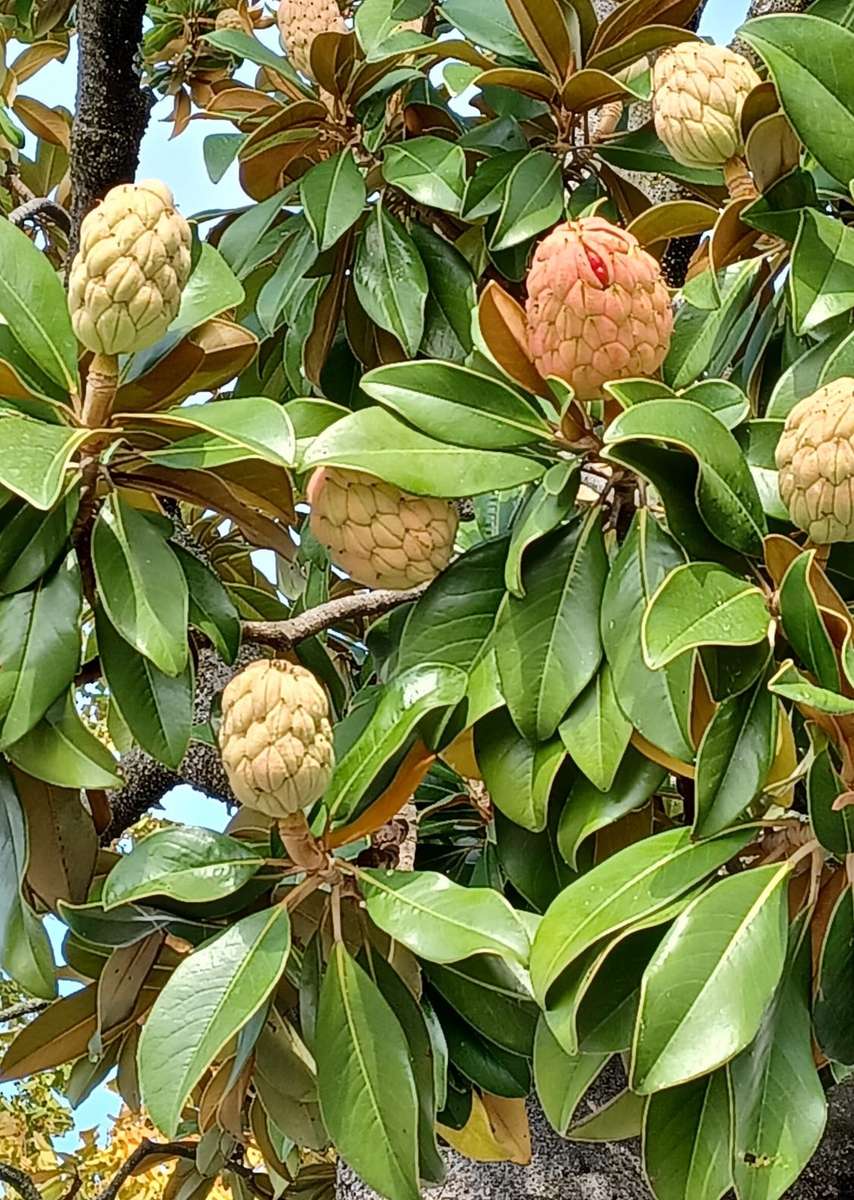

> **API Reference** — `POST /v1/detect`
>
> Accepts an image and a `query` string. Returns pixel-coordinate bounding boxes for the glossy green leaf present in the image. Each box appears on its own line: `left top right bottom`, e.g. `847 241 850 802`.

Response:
493 802 579 915
135 398 295 469
139 905 292 1137
475 706 566 832
353 204 428 357
768 660 854 714
778 550 839 690
730 925 827 1200
740 14 854 186
361 360 550 450
569 1090 646 1144
789 209 854 334
559 664 633 793
6 691 122 789
256 218 318 335
326 664 467 823
643 1072 732 1200
597 124 724 187
642 563 770 669
103 826 265 910
490 151 564 251
807 746 854 857
383 136 467 213
601 512 694 761
300 150 366 252
558 748 666 871
0 410 87 511
409 223 476 362
0 219 78 392
174 545 241 666
304 406 543 497
424 956 536 1057
362 867 530 965
534 1018 609 1137
631 864 790 1094
316 944 420 1200
0 553 81 748
0 764 56 999
694 676 777 838
96 605 193 770
530 827 751 1004
203 132 243 183
496 511 607 742
462 149 528 221
505 462 580 598
170 242 244 334
439 0 530 59
680 379 750 431
435 993 530 1098
663 261 763 391
604 398 767 555
814 888 854 1066
0 488 78 595
92 495 188 676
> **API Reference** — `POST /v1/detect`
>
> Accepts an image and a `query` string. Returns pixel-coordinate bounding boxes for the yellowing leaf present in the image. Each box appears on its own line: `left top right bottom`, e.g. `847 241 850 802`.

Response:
438 1092 531 1164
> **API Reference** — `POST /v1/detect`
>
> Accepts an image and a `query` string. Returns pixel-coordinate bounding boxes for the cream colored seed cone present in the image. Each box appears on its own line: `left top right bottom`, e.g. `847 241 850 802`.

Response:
525 216 673 401
652 41 761 169
775 378 854 544
68 180 192 356
215 7 244 30
276 0 345 78
307 466 458 591
219 659 334 818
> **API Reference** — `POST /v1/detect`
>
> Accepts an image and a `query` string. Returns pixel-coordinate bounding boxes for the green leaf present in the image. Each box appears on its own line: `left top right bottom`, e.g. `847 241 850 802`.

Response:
604 398 767 556
598 124 724 187
505 462 580 598
138 398 295 470
362 867 530 965
256 219 318 335
0 219 78 392
103 826 265 910
203 28 308 86
0 764 56 999
778 550 839 690
557 748 666 871
424 956 536 1057
326 664 467 823
489 151 564 252
643 1072 732 1200
808 746 854 857
663 261 763 391
383 136 467 214
92 495 188 676
0 553 81 748
353 204 428 357
6 691 122 789
530 827 752 1004
814 888 854 1066
173 546 241 666
0 488 79 595
439 0 531 58
630 864 790 1094
361 360 550 450
680 379 750 431
203 132 243 184
462 149 529 221
409 223 476 362
740 14 854 186
694 676 777 838
139 905 292 1137
171 242 244 334
496 511 607 742
0 410 87 510
96 605 194 771
475 706 566 832
730 924 827 1200
768 660 854 714
217 185 297 279
300 151 366 252
494 802 579 914
434 992 530 1097
642 563 770 669
568 1089 646 1144
303 406 544 497
559 664 633 793
601 512 694 762
316 944 420 1200
789 210 854 335
534 1018 610 1137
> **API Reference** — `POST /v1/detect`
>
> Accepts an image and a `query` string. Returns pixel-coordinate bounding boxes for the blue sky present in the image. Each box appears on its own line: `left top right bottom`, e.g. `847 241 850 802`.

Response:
12 0 742 1153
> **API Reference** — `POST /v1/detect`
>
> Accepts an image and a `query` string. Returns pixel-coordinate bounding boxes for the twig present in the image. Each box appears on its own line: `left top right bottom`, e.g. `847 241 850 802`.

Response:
0 999 50 1023
243 584 428 651
0 1165 42 1200
94 1139 269 1200
8 197 72 232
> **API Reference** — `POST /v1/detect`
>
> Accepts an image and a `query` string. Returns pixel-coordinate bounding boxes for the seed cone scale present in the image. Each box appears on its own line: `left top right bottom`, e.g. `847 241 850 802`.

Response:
525 216 673 401
776 378 854 543
276 0 345 78
219 659 334 818
652 41 761 169
307 466 458 591
68 180 192 356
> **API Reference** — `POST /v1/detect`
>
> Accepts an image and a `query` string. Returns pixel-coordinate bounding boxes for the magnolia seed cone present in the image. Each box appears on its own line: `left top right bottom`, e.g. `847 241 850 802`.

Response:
307 466 458 591
68 180 192 357
276 0 345 78
776 378 854 543
525 216 673 401
652 41 761 169
219 659 334 818
215 7 244 29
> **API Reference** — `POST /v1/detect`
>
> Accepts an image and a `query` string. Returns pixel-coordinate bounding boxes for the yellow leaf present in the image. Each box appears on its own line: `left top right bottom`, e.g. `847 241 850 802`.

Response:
438 1092 531 1165
630 731 695 780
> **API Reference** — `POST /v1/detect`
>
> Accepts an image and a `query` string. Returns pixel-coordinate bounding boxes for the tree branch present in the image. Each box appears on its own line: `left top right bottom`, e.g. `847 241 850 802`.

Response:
243 584 428 652
94 1140 269 1200
70 0 153 244
8 197 71 232
0 999 50 1023
0 1165 43 1200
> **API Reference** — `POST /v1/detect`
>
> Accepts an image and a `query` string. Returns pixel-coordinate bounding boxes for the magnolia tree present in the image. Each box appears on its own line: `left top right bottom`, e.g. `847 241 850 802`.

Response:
3 1 854 1199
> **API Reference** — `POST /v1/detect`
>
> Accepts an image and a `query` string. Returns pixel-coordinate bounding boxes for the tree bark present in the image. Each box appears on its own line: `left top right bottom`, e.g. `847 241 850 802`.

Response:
70 0 152 243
